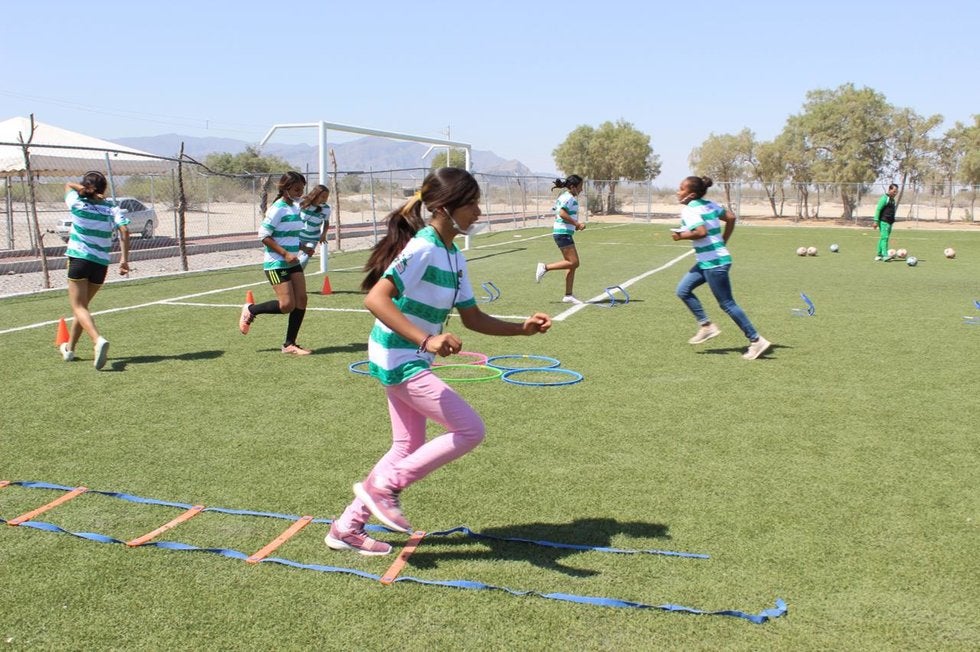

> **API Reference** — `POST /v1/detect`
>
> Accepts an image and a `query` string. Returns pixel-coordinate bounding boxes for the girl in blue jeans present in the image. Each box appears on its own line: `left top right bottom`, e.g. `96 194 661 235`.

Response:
671 176 770 360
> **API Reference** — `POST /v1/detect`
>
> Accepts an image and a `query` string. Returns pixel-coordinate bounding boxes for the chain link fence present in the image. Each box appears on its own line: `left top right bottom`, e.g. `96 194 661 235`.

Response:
2 142 976 296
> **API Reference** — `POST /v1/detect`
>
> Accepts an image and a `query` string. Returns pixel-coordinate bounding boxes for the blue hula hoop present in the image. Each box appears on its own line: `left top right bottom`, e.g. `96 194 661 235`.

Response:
486 354 561 371
348 360 372 376
501 368 583 387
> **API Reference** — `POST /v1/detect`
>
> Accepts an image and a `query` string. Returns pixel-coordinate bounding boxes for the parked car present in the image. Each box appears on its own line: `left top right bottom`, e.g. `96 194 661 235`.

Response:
56 197 157 242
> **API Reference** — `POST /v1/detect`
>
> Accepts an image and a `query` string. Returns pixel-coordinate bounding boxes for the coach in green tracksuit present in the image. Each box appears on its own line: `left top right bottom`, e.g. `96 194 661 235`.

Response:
873 183 898 261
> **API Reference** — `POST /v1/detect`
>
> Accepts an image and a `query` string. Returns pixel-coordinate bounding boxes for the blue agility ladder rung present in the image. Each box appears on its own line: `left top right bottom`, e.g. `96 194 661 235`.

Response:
0 480 787 624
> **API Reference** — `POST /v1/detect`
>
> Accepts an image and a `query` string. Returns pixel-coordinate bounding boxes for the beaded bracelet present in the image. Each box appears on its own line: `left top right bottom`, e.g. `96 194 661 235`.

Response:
417 334 433 354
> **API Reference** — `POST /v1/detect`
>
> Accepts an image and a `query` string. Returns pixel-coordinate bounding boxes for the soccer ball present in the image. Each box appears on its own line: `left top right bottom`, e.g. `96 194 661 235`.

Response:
887 249 897 258
896 248 908 259
944 247 956 259
796 247 807 256
906 256 918 267
806 246 818 256
830 243 840 253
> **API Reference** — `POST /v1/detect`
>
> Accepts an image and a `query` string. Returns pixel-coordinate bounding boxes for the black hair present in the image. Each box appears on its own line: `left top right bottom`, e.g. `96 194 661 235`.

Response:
552 174 583 190
273 171 307 203
78 171 108 197
682 175 714 200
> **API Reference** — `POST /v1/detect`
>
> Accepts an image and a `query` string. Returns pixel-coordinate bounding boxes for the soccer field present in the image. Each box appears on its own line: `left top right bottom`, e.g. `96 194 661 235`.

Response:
1 223 977 649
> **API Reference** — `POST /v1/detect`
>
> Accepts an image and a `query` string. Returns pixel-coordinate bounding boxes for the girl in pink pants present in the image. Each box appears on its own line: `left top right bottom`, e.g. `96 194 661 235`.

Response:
327 168 552 556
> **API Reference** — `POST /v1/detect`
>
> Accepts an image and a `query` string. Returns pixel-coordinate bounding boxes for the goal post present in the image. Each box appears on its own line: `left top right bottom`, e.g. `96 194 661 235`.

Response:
260 121 474 271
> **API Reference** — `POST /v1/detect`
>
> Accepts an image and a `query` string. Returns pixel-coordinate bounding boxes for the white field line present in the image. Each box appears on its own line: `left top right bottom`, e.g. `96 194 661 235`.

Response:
0 224 668 336
552 249 694 322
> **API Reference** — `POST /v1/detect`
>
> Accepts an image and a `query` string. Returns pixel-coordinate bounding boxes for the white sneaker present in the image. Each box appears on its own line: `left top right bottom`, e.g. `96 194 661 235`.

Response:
688 323 721 344
742 336 771 360
535 262 546 283
561 295 582 304
94 337 109 370
59 342 75 362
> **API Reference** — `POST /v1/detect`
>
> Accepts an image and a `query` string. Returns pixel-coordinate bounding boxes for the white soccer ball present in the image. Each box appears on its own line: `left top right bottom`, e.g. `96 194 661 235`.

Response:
906 256 918 267
896 248 908 259
887 249 897 258
944 247 956 259
806 246 818 256
796 247 808 256
830 243 839 253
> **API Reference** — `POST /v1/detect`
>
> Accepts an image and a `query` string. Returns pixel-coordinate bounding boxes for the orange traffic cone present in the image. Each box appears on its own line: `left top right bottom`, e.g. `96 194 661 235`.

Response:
245 290 255 304
55 318 70 347
321 275 332 295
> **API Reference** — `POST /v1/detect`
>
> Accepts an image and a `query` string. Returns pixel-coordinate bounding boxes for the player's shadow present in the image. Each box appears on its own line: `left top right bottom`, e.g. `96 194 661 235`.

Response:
464 247 527 263
257 342 367 355
107 349 225 371
408 518 670 578
699 343 789 358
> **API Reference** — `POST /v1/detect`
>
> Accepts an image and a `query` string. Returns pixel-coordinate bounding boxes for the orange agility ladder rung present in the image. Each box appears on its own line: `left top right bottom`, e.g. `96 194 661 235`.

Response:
127 505 206 547
7 486 88 526
246 515 314 564
381 530 427 585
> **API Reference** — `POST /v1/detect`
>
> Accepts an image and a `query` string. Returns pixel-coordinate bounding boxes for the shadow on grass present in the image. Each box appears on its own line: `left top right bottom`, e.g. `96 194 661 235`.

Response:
698 343 790 359
464 247 527 263
257 342 367 356
107 349 225 371
409 518 670 578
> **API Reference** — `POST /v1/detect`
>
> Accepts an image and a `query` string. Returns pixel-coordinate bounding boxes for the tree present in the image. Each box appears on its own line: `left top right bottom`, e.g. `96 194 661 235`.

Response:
789 83 893 218
204 145 291 175
429 148 468 170
689 128 753 209
888 107 944 201
751 140 788 217
553 120 659 213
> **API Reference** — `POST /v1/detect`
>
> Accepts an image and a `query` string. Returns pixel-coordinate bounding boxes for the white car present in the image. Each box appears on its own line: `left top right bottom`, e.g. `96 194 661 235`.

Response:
56 197 157 242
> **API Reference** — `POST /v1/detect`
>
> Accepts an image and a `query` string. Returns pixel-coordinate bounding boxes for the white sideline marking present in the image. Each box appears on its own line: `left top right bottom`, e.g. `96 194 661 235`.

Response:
552 250 694 322
1 224 653 336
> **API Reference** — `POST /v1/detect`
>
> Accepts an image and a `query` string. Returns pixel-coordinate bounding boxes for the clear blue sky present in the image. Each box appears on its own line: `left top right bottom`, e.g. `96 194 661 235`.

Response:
2 0 977 182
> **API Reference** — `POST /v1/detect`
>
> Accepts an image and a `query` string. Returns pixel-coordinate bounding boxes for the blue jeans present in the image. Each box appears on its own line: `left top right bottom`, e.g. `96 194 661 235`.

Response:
676 263 758 341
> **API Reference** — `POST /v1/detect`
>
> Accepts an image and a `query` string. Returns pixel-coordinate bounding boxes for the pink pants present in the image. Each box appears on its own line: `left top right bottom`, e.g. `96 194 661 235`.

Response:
335 370 485 531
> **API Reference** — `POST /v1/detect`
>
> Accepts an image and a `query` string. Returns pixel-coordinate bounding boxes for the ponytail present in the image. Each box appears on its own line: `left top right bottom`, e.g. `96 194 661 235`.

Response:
552 174 583 191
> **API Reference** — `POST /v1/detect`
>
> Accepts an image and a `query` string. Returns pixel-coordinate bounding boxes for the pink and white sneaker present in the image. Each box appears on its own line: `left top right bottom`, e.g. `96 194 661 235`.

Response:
325 524 392 556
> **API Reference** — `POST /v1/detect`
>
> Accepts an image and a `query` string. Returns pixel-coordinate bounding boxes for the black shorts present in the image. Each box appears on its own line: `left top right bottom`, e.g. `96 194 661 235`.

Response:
67 257 108 284
265 264 304 285
553 233 575 249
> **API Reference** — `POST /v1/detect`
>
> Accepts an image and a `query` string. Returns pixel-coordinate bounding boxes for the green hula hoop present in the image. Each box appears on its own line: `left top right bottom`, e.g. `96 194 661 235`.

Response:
429 364 503 383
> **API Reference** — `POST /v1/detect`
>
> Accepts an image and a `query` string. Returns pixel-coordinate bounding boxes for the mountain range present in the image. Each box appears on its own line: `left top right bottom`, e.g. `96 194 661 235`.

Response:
114 134 547 177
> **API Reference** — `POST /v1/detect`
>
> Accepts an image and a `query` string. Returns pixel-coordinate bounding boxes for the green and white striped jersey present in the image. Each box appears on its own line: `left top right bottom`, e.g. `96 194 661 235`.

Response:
63 190 130 266
680 199 732 268
299 203 331 245
368 226 477 386
552 190 578 234
259 198 303 270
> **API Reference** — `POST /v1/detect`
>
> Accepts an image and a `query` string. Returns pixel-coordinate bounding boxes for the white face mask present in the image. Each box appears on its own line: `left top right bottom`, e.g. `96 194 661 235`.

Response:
450 217 472 235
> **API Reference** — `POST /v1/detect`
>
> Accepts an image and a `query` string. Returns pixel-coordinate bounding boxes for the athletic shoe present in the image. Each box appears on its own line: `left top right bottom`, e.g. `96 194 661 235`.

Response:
535 262 546 283
239 303 254 335
93 337 109 370
281 343 313 356
353 479 411 533
325 524 392 556
874 256 883 261
742 336 771 360
59 342 75 362
561 295 582 304
688 323 721 344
